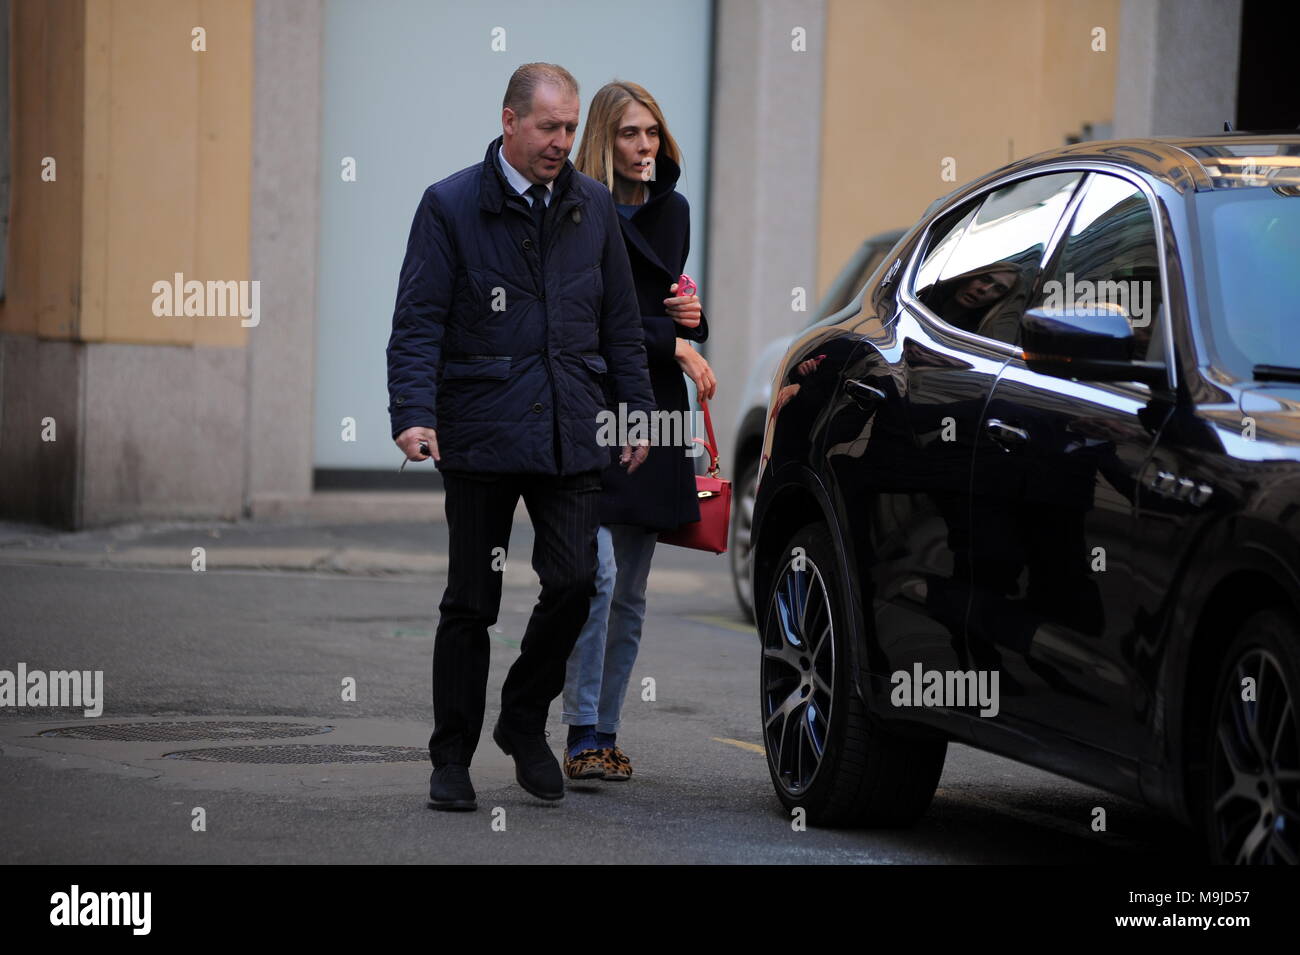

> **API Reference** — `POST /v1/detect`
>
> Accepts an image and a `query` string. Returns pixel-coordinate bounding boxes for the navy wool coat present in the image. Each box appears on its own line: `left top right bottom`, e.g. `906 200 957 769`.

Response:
386 135 656 475
597 151 709 531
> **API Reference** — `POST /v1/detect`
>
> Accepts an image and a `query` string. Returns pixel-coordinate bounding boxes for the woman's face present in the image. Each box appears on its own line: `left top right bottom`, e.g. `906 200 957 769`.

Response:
955 270 1016 309
612 100 660 185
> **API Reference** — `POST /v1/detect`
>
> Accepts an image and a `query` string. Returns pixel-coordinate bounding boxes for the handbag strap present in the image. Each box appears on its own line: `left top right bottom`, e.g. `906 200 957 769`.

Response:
699 398 720 478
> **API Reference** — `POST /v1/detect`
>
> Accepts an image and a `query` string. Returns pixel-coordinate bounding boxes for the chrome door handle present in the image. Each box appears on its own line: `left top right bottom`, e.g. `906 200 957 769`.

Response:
985 418 1029 449
845 379 887 407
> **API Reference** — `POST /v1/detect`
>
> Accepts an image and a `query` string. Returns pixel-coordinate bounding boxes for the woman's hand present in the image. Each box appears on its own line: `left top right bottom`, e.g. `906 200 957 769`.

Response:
675 339 717 400
665 282 702 330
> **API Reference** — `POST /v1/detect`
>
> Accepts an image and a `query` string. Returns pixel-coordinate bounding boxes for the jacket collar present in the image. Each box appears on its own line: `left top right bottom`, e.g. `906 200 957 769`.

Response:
615 151 683 280
634 150 682 210
479 134 585 221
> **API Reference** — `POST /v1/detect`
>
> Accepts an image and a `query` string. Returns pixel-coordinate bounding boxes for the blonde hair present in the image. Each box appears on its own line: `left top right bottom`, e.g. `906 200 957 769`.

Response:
575 81 683 192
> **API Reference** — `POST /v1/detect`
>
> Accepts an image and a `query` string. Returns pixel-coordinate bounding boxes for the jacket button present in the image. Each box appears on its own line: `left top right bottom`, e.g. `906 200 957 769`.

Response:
531 402 543 413
395 396 405 405
522 239 533 251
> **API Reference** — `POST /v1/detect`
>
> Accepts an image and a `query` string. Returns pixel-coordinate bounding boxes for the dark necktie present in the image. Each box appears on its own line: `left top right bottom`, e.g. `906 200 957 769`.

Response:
526 183 548 244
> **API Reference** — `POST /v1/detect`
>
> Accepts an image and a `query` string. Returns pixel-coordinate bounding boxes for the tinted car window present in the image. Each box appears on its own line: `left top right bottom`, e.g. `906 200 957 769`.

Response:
918 172 1082 343
1195 189 1300 379
912 203 978 301
1030 174 1164 359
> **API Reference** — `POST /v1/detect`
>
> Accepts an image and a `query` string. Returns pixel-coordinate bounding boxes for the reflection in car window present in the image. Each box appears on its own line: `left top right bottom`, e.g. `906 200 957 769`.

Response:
912 203 978 303
1031 174 1164 360
917 172 1082 344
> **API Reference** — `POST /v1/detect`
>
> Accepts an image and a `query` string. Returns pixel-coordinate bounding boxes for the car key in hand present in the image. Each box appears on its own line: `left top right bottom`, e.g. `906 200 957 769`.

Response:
398 441 430 472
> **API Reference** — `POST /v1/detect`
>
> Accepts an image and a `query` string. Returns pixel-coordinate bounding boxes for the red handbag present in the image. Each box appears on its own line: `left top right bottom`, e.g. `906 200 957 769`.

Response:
657 399 731 554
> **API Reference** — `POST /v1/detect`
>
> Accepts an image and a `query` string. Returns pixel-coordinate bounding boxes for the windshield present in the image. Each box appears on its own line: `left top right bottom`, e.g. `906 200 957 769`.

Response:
1194 188 1300 380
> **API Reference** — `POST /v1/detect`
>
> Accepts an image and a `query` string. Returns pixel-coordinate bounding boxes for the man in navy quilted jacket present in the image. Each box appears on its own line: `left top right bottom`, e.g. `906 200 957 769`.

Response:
387 62 654 810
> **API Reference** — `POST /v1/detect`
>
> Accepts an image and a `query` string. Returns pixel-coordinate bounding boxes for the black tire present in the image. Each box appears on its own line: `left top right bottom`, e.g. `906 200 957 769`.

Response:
730 458 759 623
1203 607 1300 865
760 521 947 826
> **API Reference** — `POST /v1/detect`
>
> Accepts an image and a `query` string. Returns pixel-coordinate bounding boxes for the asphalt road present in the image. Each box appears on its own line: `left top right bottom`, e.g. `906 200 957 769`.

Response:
0 518 1201 864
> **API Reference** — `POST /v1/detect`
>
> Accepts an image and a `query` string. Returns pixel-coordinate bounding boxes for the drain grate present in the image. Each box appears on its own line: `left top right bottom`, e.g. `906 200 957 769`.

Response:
40 721 334 742
162 744 426 764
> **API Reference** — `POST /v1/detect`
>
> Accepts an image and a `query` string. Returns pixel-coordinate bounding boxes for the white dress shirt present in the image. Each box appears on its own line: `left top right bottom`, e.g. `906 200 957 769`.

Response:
498 145 554 207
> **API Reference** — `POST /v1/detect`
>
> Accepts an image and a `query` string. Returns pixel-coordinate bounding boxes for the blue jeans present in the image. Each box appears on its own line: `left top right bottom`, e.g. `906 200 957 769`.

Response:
562 523 659 733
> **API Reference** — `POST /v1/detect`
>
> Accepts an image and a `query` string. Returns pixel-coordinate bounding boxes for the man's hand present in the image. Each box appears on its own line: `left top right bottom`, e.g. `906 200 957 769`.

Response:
665 282 702 329
396 426 440 463
620 441 649 474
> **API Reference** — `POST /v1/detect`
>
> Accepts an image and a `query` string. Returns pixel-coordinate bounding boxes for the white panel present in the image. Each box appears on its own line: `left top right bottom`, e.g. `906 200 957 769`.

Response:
314 0 713 469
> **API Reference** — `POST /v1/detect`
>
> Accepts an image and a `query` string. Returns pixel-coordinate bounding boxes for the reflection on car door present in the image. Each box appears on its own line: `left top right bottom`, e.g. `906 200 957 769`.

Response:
968 173 1174 756
823 173 1083 727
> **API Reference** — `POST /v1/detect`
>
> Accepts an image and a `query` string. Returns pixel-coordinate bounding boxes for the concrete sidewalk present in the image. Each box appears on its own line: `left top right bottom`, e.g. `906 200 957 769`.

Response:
0 497 722 597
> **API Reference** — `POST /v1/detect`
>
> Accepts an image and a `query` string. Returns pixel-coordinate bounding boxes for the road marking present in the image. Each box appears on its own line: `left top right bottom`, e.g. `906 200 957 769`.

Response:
712 736 765 755
685 614 756 635
490 632 520 650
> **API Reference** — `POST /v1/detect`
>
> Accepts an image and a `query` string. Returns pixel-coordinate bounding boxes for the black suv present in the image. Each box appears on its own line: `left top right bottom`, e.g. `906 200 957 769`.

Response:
751 135 1300 864
730 229 905 622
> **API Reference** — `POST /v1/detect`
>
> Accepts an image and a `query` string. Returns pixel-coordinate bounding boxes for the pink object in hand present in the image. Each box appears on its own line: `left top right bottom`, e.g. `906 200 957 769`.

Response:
675 274 697 298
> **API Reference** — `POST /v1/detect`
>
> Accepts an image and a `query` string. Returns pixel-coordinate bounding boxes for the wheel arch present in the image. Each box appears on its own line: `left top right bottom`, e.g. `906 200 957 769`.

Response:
1162 537 1300 824
733 408 767 478
752 463 872 709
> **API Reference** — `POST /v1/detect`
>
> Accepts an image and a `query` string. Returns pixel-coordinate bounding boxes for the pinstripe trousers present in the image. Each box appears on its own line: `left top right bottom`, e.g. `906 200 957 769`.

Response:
429 469 602 767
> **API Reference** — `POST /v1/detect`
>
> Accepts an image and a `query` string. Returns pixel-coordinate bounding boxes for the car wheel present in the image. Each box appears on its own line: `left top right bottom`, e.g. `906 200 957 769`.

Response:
1204 607 1300 864
760 522 946 826
730 458 759 623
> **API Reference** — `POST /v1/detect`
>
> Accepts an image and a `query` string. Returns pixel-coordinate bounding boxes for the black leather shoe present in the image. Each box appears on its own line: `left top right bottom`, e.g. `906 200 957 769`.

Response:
428 764 477 811
492 721 564 800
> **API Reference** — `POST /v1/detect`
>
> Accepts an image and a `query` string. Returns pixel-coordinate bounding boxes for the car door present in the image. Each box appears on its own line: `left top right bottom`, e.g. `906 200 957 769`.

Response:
967 171 1175 755
823 171 1083 720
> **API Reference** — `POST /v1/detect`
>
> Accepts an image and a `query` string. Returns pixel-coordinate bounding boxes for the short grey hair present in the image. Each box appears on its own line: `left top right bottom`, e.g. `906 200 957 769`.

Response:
503 63 579 118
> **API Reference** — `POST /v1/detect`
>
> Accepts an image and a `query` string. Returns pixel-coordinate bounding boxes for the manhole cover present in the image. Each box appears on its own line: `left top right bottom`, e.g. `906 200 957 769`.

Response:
39 721 334 742
162 744 426 764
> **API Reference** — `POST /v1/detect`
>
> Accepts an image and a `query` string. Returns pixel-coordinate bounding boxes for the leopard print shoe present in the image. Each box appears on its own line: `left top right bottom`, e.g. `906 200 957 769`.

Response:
602 745 633 781
564 747 606 781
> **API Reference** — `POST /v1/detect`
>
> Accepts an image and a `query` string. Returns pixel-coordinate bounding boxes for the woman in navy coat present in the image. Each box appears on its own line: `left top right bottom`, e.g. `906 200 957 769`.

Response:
561 80 717 782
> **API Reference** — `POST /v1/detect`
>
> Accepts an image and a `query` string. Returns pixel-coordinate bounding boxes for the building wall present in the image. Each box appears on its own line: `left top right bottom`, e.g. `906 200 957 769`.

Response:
816 0 1120 295
247 0 323 512
705 0 826 457
1114 0 1242 138
2 0 85 341
0 0 1251 528
1 0 89 526
1 0 254 527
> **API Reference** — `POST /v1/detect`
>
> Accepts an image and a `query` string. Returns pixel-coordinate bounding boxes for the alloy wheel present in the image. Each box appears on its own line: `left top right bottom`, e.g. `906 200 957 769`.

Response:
762 554 836 796
1210 648 1300 864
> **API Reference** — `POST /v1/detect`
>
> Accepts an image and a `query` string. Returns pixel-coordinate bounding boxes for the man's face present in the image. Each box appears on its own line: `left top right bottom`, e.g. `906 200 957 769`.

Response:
502 83 580 184
611 100 660 184
956 270 1016 309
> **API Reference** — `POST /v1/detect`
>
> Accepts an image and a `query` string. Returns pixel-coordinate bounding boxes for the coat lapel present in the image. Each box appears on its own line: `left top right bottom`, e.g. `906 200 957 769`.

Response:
619 213 674 284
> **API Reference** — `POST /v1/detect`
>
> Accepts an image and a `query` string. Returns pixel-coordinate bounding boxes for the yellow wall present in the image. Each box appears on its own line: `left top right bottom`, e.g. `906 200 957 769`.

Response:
2 0 253 346
2 0 85 339
817 0 1120 294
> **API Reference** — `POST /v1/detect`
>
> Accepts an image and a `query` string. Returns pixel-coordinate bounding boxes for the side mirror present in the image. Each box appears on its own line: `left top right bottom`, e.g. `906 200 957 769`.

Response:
1020 305 1166 387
